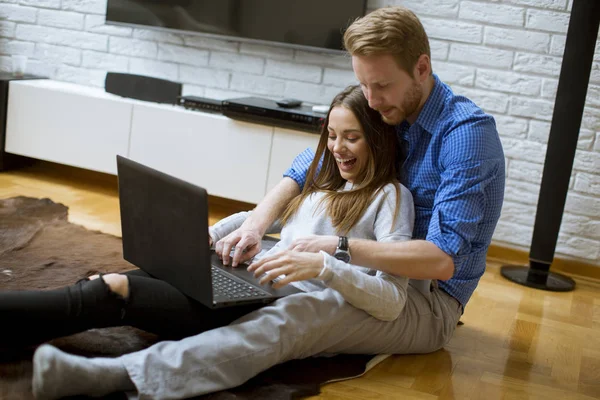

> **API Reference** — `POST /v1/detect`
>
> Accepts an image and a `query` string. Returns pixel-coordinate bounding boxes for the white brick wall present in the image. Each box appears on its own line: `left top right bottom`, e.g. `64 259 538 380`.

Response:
61 0 105 15
0 4 36 23
209 52 265 74
476 69 541 96
85 14 130 36
509 96 555 120
109 37 155 59
0 0 598 265
526 9 570 33
133 29 184 45
185 36 239 53
266 60 323 84
38 9 84 30
81 50 126 72
484 27 550 53
21 0 60 8
230 73 285 97
129 57 177 81
36 43 81 66
454 86 510 113
16 24 107 51
157 43 208 68
503 179 541 205
459 1 525 27
494 115 529 139
422 17 483 44
179 65 229 89
541 78 558 99
0 37 33 57
513 53 562 76
0 20 15 38
449 44 514 68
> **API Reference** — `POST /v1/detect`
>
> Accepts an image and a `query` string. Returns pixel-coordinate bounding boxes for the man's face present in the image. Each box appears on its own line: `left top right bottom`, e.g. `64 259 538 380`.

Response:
352 54 423 125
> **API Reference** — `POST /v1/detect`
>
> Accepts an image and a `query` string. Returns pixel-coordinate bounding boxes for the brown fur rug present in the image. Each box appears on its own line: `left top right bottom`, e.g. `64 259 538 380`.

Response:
0 197 377 400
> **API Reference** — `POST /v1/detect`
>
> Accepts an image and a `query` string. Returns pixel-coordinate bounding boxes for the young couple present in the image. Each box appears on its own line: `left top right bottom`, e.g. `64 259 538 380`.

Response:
2 5 505 399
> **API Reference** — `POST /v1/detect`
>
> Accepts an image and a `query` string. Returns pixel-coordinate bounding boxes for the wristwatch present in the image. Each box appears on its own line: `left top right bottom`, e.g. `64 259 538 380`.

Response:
333 236 351 263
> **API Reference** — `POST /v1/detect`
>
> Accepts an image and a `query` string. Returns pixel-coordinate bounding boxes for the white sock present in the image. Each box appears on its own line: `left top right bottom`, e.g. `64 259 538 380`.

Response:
32 344 135 400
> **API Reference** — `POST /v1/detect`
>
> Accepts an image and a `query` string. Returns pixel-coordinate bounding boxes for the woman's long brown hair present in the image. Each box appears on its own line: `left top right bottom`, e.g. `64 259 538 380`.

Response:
279 85 402 235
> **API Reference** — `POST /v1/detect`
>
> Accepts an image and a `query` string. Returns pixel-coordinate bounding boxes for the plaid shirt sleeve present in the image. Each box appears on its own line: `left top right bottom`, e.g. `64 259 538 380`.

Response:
282 147 317 190
425 119 505 262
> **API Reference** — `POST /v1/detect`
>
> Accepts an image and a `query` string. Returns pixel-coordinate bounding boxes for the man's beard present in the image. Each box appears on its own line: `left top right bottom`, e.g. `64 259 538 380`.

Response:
381 82 423 125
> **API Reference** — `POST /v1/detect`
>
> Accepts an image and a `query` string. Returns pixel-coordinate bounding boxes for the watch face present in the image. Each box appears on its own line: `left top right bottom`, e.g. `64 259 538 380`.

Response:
334 251 351 263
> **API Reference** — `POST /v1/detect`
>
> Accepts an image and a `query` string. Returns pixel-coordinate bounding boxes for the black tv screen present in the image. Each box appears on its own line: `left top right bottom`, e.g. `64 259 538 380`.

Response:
106 0 367 53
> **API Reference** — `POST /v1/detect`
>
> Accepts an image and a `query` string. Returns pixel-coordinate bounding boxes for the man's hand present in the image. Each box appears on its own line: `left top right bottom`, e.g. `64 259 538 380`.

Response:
247 250 324 289
215 228 262 267
288 235 338 255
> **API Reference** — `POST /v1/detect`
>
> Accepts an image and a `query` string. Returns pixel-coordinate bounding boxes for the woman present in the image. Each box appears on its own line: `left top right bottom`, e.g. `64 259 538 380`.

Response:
209 85 413 321
21 85 415 399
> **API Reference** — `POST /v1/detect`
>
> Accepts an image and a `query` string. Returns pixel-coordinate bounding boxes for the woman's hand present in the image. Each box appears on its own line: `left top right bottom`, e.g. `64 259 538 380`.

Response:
215 228 262 266
247 250 324 289
288 235 338 255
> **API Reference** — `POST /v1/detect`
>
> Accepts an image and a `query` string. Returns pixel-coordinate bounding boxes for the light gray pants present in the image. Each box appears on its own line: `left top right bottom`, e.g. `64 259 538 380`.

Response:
120 280 462 399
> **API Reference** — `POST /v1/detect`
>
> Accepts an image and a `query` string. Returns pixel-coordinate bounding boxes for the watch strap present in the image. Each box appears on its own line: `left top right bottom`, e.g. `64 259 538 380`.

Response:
337 236 349 251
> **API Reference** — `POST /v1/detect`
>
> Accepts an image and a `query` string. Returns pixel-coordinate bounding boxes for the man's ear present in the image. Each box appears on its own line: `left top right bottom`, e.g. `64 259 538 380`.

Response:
414 54 431 83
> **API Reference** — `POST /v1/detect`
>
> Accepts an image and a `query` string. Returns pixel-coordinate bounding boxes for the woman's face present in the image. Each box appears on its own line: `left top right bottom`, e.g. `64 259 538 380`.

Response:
326 106 369 184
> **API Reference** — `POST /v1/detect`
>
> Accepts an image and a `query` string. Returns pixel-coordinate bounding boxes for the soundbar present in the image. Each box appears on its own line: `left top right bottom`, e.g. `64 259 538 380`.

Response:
105 72 181 104
222 97 325 134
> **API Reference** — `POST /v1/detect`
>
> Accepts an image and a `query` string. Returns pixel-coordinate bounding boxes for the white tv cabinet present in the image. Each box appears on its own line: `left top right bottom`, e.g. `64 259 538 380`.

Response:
4 80 319 204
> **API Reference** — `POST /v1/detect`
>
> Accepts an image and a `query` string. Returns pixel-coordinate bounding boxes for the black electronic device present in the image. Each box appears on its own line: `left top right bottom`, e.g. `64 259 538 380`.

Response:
178 95 224 113
117 155 302 308
276 98 302 108
105 72 182 104
106 0 366 53
222 97 326 134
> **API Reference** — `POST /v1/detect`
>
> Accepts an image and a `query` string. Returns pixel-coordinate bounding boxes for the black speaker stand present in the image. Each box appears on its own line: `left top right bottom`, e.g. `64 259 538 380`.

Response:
500 262 575 292
499 0 599 293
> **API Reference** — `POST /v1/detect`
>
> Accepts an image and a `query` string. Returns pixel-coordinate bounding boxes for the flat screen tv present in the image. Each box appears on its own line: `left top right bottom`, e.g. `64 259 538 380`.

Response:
106 0 367 53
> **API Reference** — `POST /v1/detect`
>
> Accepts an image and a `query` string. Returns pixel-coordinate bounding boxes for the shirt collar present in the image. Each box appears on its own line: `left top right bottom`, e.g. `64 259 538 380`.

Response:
411 73 446 135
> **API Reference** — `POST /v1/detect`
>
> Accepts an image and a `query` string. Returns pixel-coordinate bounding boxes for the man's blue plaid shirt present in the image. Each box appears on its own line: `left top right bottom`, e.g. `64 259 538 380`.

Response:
283 74 505 307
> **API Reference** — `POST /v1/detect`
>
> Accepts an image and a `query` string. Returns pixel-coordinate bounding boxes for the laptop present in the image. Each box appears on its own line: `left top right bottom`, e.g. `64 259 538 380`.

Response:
116 155 302 308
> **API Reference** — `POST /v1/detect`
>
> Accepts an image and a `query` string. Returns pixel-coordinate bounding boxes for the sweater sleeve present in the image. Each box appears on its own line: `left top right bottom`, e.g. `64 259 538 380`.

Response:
318 252 409 321
318 183 415 321
209 212 283 244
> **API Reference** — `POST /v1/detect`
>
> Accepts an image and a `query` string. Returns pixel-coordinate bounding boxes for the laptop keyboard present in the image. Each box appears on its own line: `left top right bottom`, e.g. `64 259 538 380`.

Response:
211 267 270 299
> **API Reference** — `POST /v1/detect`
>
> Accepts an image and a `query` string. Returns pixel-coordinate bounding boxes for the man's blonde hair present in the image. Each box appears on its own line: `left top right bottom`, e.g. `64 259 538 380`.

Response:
343 6 431 76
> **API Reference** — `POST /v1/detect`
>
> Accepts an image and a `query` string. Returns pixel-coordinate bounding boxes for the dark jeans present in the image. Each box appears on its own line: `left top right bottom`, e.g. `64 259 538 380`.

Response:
0 270 262 346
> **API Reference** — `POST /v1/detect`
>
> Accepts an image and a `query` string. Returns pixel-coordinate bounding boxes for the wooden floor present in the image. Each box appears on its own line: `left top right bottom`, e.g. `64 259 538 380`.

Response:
1 161 599 400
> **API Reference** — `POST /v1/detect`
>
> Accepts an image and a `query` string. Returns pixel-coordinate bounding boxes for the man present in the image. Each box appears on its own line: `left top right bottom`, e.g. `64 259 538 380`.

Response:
220 6 504 315
32 6 504 399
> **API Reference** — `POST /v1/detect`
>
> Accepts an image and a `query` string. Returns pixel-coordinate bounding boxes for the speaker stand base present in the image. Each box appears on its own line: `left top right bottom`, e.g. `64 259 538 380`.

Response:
500 265 575 292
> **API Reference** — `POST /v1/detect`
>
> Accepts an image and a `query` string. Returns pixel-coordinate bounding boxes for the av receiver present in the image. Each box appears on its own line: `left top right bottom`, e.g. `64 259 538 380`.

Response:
222 97 325 134
178 95 223 113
